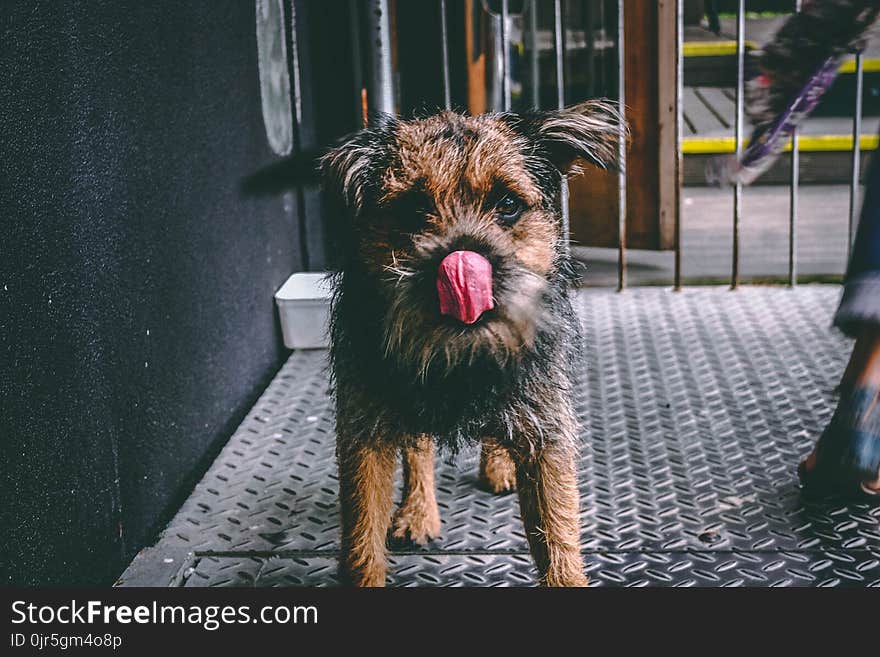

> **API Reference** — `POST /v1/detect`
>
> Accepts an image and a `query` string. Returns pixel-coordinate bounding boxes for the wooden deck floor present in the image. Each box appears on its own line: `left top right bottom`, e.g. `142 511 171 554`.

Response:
684 87 880 143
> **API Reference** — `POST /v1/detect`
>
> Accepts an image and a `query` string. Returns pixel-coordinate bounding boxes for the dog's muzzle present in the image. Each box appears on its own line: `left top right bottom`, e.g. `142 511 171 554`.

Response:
436 250 494 325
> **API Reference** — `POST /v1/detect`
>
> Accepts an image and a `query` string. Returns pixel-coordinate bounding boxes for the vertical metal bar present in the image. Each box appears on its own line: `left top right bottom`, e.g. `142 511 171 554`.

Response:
489 10 504 110
289 0 309 270
788 0 802 287
732 0 745 290
849 50 864 257
617 0 626 292
289 0 303 133
788 138 800 286
529 0 540 110
673 0 684 291
440 0 452 111
366 0 395 118
554 0 565 108
501 0 511 111
554 0 570 248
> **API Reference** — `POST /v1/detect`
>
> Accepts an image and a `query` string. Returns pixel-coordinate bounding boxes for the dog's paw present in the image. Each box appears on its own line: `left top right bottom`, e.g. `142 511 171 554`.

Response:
543 572 589 587
481 469 516 494
339 562 388 587
390 499 441 546
480 449 517 494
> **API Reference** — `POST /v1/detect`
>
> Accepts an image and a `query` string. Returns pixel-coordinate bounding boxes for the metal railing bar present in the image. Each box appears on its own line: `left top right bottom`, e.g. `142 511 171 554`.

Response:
501 0 511 112
732 0 745 290
529 0 540 110
554 0 565 109
289 0 303 132
554 0 570 248
674 0 683 291
440 0 452 111
288 0 309 270
617 0 626 292
789 130 800 286
789 0 802 287
366 0 395 118
849 49 864 257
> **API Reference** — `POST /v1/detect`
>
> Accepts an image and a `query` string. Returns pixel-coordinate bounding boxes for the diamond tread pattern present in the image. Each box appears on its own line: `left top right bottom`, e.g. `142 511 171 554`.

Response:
120 286 880 587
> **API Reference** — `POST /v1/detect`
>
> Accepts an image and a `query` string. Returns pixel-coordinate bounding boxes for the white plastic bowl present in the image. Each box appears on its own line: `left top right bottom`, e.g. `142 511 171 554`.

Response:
274 272 333 349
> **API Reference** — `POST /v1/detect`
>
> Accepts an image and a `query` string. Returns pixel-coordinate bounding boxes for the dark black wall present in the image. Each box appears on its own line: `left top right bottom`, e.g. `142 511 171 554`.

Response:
0 1 314 585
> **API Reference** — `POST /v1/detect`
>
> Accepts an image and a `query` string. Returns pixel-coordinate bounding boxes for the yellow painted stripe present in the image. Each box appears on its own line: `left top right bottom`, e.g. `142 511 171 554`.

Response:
683 134 879 154
682 41 757 56
839 58 880 73
683 43 880 73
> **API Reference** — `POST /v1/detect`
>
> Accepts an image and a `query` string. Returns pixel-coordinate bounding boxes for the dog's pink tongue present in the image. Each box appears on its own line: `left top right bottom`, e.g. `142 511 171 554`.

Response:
436 250 494 325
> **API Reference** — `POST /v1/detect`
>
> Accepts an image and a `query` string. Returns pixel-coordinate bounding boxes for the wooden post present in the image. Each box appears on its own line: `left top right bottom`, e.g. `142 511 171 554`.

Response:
568 1 677 251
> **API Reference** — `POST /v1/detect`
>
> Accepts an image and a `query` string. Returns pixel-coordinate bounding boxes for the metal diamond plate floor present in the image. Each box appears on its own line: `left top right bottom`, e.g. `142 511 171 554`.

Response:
118 285 880 587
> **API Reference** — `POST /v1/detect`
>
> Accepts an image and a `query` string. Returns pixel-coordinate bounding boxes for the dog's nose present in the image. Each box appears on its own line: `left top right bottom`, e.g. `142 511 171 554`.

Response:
436 250 494 325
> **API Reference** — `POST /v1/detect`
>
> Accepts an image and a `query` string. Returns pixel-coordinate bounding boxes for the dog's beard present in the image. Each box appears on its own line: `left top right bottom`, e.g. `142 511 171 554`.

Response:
380 261 548 382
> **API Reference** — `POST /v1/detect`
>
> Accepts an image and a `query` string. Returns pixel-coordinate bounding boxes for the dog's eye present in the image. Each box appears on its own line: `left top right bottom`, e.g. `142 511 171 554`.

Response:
390 189 433 232
495 194 523 225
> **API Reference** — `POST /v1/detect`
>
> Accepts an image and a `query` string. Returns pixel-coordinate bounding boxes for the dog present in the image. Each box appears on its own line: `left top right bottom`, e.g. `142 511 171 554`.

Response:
321 101 623 586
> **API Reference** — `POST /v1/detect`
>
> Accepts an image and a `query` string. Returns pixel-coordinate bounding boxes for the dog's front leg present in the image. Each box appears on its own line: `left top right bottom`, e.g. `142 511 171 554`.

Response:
337 436 397 587
514 429 587 587
391 435 441 545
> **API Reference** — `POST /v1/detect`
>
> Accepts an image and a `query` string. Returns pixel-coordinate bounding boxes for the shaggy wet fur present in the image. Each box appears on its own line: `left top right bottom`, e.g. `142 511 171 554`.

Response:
322 102 624 587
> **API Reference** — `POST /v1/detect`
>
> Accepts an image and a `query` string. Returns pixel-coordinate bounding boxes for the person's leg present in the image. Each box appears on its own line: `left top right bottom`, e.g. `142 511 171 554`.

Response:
706 0 721 35
801 150 880 494
839 327 880 390
835 142 880 340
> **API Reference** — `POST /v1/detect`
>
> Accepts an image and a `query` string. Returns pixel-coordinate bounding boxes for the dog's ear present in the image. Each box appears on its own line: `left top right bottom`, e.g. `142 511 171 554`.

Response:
320 118 397 214
515 100 627 175
320 130 376 214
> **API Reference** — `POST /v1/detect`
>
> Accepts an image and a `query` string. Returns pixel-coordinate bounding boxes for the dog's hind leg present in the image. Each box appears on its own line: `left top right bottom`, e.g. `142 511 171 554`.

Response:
337 437 397 587
513 427 588 587
391 435 441 545
479 438 517 494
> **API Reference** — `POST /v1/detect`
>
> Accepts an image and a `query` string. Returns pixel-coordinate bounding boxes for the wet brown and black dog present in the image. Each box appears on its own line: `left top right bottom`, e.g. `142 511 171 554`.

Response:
321 101 624 587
